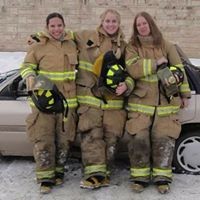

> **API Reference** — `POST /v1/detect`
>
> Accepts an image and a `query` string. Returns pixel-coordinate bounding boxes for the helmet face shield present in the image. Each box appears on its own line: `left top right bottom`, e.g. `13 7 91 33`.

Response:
33 74 55 91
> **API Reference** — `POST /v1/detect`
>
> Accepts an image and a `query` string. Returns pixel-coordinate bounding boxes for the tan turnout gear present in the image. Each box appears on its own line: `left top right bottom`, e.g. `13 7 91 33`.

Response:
75 26 134 182
20 30 78 183
125 37 191 185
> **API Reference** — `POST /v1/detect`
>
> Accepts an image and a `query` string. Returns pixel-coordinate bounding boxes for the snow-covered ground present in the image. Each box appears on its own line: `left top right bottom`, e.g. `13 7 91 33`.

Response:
0 52 200 200
0 156 200 200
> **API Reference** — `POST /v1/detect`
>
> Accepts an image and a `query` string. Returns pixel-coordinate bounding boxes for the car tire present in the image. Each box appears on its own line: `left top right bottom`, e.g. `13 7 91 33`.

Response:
173 131 200 175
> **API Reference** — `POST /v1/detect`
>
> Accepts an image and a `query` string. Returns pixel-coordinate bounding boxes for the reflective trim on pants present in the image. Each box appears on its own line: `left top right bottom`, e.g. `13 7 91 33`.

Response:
84 164 107 175
36 170 55 180
130 167 151 177
152 168 172 178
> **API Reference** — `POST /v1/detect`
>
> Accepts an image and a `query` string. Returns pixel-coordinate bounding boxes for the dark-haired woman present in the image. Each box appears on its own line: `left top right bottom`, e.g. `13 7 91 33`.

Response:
20 12 78 194
125 12 191 194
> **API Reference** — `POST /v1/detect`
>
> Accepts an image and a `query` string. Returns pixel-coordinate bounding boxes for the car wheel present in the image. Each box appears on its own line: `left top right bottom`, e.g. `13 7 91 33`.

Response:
173 131 200 175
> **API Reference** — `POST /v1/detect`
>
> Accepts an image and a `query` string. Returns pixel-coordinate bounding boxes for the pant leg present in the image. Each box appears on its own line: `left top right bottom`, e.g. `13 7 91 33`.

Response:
77 106 107 178
151 113 181 183
126 111 152 183
26 108 56 183
55 108 77 175
103 109 126 166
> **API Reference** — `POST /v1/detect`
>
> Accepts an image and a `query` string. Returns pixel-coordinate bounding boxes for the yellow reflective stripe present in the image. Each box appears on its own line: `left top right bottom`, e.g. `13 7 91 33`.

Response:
77 95 101 107
143 59 152 76
21 63 37 69
125 77 135 88
66 98 78 108
38 70 76 81
55 166 64 174
20 63 37 78
179 83 190 93
36 170 55 179
126 55 140 66
102 100 123 109
140 74 158 82
152 168 172 178
79 60 93 72
37 31 44 37
84 164 107 175
127 104 180 116
130 167 151 177
127 103 155 115
175 63 183 69
77 95 123 109
157 106 180 116
69 30 75 40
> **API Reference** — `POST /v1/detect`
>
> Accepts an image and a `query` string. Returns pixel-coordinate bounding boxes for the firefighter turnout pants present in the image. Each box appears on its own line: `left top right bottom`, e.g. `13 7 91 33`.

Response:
26 107 77 183
126 110 181 183
77 105 126 178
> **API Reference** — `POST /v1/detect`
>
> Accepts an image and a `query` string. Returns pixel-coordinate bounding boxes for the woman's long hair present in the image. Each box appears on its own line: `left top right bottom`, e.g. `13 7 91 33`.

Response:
130 12 163 47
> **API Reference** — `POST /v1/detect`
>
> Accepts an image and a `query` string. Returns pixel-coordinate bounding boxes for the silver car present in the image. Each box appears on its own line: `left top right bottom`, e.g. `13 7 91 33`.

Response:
0 61 200 175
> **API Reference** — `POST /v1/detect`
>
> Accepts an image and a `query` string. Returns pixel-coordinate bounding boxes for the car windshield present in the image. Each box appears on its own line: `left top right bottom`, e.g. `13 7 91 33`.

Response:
0 69 18 84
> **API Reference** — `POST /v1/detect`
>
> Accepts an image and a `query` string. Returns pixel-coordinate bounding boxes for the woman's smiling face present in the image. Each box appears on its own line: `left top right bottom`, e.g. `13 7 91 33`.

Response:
47 17 65 40
136 16 151 36
102 12 119 36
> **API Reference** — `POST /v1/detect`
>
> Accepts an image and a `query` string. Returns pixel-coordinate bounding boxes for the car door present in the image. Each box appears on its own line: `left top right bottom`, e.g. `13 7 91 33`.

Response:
0 72 33 156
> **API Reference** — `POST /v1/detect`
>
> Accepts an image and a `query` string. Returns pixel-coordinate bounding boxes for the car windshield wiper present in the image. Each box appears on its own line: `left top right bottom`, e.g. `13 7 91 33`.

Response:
0 69 18 83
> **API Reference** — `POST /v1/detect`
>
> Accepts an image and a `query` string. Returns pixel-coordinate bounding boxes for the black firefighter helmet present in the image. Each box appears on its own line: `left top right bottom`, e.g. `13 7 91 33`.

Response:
98 51 126 93
29 75 67 114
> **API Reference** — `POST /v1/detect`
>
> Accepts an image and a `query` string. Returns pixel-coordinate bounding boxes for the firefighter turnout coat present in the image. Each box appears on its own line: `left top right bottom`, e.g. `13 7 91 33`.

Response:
125 36 191 183
20 31 78 183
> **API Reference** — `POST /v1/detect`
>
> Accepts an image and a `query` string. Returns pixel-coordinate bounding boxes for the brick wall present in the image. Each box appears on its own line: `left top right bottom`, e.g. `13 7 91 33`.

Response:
0 0 200 58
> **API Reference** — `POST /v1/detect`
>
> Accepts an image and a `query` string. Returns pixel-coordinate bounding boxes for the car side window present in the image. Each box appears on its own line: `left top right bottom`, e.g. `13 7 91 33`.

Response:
0 76 28 100
0 84 16 100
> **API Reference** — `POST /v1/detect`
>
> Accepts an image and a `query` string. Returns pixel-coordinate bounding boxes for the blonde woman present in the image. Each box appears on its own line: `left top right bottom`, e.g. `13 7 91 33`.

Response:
75 9 133 189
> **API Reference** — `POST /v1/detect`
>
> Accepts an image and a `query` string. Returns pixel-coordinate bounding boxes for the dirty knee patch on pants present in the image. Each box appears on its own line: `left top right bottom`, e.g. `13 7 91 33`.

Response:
103 109 126 138
77 106 103 132
152 114 181 139
126 112 151 135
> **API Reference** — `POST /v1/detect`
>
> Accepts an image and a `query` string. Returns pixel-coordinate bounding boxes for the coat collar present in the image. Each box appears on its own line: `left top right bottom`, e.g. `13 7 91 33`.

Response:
137 35 154 47
40 30 72 42
97 26 125 43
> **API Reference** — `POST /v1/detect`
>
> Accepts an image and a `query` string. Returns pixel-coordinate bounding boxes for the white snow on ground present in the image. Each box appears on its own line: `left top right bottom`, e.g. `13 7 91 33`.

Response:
0 157 200 200
0 52 200 200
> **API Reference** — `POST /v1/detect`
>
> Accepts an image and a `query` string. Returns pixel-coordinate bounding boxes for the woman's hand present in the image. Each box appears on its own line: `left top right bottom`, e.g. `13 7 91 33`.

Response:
156 57 168 66
115 82 127 96
181 97 190 108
